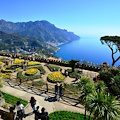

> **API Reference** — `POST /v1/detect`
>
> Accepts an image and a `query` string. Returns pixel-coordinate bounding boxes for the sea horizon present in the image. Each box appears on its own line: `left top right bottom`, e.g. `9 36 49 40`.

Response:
55 36 120 67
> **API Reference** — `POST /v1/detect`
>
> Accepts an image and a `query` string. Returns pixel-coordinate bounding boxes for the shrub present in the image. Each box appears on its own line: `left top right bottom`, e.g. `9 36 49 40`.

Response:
48 72 65 83
14 59 24 65
0 73 11 79
27 61 40 66
1 68 12 73
49 111 91 120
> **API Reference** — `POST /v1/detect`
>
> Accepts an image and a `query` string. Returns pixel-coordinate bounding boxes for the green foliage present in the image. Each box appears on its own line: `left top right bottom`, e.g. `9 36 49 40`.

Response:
17 71 42 82
94 81 106 93
67 69 82 78
99 71 114 84
1 91 28 106
99 68 120 96
100 36 120 66
49 111 92 120
110 68 120 76
88 92 120 120
0 77 3 87
31 81 44 87
47 65 60 72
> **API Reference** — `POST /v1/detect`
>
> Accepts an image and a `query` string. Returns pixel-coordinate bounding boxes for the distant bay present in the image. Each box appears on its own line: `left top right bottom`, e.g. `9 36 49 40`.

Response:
54 36 120 67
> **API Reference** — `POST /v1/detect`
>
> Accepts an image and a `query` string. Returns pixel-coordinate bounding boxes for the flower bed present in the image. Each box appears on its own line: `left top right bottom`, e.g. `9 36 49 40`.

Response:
1 68 12 73
48 72 65 83
27 61 40 66
14 59 24 65
0 62 3 65
1 91 28 106
25 68 38 76
0 73 11 79
47 65 60 72
27 66 46 74
49 111 91 120
17 71 42 82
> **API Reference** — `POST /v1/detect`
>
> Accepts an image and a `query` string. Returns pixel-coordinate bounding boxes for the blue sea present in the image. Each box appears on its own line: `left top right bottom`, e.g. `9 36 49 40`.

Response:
54 36 120 67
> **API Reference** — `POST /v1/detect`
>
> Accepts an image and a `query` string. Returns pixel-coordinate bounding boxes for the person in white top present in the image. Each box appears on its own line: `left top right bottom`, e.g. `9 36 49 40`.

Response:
16 101 25 120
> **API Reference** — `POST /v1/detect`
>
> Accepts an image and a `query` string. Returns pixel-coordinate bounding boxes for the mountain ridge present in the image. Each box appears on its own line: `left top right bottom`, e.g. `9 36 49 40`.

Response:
0 19 80 46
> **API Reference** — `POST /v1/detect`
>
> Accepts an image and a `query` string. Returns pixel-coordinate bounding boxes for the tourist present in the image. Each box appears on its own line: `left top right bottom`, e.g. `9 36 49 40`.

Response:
34 106 40 120
40 107 49 120
59 84 63 100
45 83 48 94
30 96 36 111
9 105 16 119
16 101 25 120
60 68 62 73
65 71 68 77
54 82 59 98
9 105 15 113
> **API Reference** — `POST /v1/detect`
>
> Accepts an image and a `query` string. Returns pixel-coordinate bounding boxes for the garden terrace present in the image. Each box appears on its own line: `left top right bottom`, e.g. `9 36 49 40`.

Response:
0 52 102 72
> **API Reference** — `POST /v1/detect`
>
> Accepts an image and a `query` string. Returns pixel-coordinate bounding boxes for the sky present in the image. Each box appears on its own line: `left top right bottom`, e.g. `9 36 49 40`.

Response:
1 0 120 36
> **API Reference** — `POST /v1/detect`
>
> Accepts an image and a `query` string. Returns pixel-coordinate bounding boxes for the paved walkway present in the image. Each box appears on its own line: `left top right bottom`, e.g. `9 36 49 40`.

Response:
1 84 84 120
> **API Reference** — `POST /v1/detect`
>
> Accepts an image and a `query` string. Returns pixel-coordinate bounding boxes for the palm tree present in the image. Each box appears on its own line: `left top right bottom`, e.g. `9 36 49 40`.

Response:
77 77 93 120
94 81 106 93
87 91 120 120
77 77 91 90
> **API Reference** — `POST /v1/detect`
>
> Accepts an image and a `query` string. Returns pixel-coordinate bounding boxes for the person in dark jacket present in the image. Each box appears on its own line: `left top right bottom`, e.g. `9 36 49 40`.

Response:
30 97 36 111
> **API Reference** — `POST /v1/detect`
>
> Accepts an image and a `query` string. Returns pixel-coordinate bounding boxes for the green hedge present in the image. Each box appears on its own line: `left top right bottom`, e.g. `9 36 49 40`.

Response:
47 65 60 72
49 111 92 120
17 71 42 82
67 69 82 78
1 91 28 106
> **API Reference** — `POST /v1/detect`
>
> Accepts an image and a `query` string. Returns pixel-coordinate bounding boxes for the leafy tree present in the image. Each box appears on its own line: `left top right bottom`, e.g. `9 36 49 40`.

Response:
69 59 79 72
100 36 120 66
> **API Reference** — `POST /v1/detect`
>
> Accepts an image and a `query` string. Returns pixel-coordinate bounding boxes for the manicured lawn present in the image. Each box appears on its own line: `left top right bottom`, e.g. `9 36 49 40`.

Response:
1 91 28 106
49 111 92 120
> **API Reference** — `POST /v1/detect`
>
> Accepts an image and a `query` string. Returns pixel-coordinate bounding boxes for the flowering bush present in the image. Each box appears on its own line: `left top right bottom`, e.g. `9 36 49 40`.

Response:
27 61 40 66
48 72 65 83
1 68 12 73
0 73 11 79
14 59 24 65
25 68 38 76
0 61 3 65
2 103 10 109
